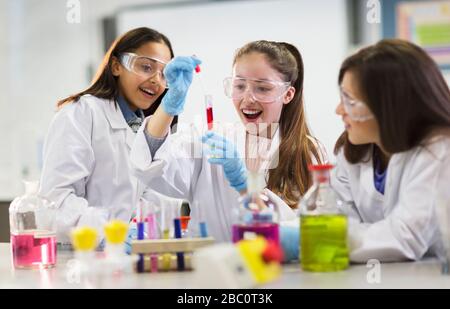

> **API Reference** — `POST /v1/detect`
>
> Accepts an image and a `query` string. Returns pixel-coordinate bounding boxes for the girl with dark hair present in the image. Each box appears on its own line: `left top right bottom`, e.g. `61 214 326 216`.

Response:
131 40 324 256
332 39 450 262
39 27 182 244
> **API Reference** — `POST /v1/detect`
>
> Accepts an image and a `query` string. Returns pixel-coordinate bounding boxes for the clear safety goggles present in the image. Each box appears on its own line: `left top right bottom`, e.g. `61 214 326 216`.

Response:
223 77 292 104
339 87 374 122
119 53 168 89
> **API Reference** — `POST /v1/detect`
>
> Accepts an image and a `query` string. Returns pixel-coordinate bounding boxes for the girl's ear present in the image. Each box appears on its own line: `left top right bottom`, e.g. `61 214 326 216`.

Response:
111 56 122 77
283 86 296 105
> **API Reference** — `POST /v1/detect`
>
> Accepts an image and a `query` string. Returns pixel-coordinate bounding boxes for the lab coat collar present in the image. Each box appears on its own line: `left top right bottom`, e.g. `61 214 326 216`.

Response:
103 98 128 129
102 98 135 149
360 157 384 201
232 124 280 156
117 94 144 124
233 124 281 185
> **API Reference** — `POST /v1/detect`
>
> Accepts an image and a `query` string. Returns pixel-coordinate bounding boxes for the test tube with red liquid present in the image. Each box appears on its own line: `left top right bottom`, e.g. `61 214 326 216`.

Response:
205 95 214 130
195 65 214 131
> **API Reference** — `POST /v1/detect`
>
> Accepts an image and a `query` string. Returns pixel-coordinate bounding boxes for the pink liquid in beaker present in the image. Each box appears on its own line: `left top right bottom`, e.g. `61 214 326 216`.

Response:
231 223 280 245
11 233 57 269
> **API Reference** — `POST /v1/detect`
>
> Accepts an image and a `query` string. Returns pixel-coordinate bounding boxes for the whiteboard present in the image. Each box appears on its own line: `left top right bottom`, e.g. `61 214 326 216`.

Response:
116 0 349 159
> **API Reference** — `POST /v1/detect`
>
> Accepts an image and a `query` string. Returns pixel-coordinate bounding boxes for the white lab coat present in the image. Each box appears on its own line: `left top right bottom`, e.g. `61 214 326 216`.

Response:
130 118 302 242
331 135 450 263
39 95 181 243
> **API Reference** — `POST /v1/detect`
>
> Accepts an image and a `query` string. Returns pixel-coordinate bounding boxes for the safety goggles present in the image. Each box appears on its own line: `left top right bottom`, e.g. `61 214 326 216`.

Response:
223 77 292 104
339 87 374 122
119 53 168 89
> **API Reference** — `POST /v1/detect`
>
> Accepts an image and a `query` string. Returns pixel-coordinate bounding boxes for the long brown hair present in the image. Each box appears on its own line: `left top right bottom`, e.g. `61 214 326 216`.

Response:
233 40 323 208
58 27 176 121
335 39 450 162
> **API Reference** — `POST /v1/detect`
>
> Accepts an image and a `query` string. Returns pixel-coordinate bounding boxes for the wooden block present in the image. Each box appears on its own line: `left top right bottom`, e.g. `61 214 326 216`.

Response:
131 237 214 254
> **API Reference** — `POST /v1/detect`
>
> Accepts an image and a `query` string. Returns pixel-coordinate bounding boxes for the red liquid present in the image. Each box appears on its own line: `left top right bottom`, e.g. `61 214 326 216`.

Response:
11 233 57 269
206 107 213 130
232 223 279 245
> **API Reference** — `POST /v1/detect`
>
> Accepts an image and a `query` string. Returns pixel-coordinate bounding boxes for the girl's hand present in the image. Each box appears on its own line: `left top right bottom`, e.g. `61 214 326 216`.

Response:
161 56 202 116
201 131 247 193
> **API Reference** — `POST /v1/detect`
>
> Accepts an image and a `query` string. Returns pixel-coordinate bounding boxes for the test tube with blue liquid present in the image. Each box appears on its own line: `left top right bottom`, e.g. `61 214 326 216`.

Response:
195 201 208 238
136 201 145 273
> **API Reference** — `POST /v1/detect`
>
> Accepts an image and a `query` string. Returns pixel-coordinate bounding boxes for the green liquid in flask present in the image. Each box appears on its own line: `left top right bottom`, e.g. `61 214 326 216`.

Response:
300 214 349 272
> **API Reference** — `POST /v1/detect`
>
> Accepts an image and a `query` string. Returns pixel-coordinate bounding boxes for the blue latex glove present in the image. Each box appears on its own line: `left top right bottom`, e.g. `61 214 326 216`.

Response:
162 56 202 116
201 131 247 192
125 226 137 255
280 225 300 262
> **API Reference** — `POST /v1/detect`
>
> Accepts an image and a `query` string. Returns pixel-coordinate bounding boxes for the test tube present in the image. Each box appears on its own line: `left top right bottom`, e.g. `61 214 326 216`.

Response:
147 213 159 273
136 201 145 273
195 64 214 131
180 216 191 238
160 201 177 271
174 218 185 271
205 95 214 131
196 201 208 238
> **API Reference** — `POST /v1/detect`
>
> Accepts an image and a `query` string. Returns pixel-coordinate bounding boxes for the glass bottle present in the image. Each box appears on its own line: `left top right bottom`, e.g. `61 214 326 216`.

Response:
9 181 57 269
299 164 349 272
232 171 280 245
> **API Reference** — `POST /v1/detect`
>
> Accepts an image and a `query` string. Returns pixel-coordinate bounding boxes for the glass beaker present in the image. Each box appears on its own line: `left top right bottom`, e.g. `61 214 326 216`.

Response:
9 181 57 269
232 171 280 245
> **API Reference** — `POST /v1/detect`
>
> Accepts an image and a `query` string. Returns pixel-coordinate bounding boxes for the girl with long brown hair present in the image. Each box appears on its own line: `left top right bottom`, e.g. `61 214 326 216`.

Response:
332 39 450 263
130 40 324 252
39 27 182 246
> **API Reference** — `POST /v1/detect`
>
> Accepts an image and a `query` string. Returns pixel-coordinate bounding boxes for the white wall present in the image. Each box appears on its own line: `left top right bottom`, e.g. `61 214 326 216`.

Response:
0 0 190 200
1 0 349 200
1 0 448 201
0 1 10 200
117 0 349 162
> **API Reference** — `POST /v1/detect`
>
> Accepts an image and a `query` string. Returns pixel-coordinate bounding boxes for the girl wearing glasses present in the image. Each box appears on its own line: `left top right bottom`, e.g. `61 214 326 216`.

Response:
332 39 450 262
39 28 182 244
131 40 324 257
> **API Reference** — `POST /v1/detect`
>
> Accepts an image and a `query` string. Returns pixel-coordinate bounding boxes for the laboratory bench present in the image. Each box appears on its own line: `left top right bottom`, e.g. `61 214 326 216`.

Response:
0 243 449 289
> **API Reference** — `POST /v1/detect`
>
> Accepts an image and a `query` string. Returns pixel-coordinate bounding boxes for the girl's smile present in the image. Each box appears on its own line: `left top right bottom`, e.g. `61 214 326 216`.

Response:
232 52 294 133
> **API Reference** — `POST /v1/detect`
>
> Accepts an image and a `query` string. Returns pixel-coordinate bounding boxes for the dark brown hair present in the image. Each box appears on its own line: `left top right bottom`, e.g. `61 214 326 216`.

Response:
335 39 450 162
234 40 323 208
58 27 176 120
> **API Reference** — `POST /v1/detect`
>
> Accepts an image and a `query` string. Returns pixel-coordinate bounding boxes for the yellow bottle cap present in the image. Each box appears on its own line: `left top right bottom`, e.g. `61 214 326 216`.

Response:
104 220 128 244
71 227 98 251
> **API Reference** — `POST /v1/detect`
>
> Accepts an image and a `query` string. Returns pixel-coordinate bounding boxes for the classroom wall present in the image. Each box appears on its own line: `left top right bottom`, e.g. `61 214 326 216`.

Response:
0 0 190 200
1 0 448 202
116 0 350 164
0 1 12 200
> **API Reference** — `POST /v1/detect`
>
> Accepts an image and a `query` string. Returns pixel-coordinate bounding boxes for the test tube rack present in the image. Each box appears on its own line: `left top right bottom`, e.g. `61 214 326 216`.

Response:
131 237 215 272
